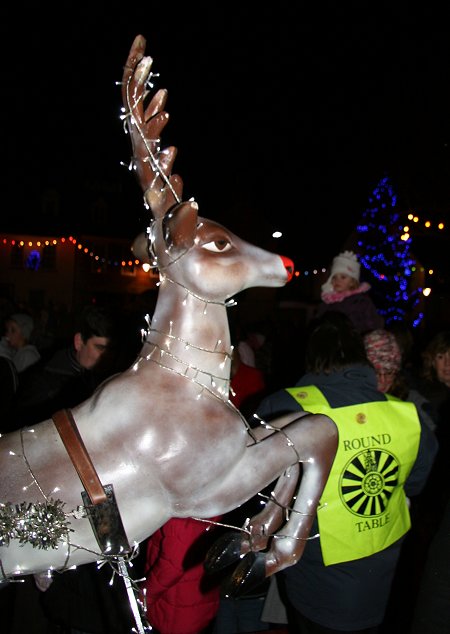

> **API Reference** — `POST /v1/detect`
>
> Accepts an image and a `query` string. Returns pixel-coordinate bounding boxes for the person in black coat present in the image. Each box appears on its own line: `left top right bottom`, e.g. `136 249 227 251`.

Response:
14 304 116 428
258 312 438 634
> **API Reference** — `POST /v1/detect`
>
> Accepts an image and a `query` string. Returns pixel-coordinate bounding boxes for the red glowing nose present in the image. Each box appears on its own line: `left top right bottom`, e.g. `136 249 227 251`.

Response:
280 255 295 283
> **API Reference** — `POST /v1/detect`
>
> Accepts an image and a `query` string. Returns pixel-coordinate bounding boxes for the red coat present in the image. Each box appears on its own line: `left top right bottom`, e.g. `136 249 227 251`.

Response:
141 517 222 634
230 360 266 411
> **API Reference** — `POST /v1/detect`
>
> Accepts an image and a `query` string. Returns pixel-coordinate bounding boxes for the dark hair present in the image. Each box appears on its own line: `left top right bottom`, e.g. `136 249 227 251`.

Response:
305 311 370 374
387 321 415 365
422 331 450 382
76 305 116 343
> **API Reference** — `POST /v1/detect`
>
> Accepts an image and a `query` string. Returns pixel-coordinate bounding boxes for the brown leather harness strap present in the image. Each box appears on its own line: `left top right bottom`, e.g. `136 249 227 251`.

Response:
52 408 107 505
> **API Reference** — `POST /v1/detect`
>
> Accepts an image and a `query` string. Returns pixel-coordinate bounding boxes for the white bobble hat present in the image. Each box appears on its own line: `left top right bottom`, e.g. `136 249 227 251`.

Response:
321 251 360 294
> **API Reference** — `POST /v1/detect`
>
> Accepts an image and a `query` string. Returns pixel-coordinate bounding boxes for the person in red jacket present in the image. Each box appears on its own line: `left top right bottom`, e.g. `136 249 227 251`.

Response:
142 516 223 634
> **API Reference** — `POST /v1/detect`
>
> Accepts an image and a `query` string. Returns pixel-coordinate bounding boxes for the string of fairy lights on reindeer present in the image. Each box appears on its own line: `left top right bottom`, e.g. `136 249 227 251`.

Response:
117 52 312 466
118 47 334 561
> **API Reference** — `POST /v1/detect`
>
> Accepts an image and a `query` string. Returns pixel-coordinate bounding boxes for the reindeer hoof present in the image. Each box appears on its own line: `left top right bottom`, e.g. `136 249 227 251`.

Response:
204 531 244 573
222 551 266 598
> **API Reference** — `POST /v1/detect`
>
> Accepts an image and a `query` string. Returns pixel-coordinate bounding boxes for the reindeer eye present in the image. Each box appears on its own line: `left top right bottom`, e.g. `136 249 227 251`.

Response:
202 240 232 253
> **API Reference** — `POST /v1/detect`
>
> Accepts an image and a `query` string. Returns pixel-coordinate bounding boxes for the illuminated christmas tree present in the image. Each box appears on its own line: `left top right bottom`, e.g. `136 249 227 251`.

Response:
356 175 422 326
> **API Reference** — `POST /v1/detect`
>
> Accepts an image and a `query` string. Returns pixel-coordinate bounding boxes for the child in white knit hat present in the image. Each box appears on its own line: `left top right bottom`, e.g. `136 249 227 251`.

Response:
316 250 384 334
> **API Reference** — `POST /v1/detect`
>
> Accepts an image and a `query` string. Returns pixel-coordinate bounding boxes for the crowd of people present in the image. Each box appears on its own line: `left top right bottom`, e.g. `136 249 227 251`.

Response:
0 246 449 634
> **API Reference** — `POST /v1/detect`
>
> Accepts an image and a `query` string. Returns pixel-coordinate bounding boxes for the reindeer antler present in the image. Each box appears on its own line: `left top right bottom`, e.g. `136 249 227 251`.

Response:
121 35 183 219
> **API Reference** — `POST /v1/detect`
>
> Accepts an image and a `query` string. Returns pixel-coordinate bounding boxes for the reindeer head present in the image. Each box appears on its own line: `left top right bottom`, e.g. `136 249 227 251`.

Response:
122 35 293 302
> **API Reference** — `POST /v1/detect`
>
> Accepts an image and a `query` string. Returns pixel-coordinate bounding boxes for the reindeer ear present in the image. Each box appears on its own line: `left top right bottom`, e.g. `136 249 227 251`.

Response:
131 232 151 264
162 201 198 252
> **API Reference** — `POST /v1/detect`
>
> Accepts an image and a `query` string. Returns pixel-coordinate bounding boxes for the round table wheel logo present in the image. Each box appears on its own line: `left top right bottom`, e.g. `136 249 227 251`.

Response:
339 449 399 517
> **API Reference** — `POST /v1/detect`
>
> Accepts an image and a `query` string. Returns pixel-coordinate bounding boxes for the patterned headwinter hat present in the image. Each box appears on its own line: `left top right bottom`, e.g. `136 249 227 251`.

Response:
321 251 361 294
363 329 402 374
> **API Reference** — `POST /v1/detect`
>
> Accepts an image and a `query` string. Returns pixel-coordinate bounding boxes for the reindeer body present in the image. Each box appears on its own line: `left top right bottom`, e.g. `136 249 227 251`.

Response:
0 37 338 595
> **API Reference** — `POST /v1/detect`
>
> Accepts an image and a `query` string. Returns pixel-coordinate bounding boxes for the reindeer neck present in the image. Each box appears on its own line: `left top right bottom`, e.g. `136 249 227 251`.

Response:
138 276 233 400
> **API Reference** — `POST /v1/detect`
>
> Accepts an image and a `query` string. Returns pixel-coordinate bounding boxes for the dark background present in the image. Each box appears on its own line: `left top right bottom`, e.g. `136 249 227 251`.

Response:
1 2 449 269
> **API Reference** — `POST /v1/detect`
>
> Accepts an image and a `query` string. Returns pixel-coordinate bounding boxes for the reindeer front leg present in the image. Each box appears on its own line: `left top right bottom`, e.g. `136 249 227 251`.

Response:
242 413 308 552
222 413 338 597
204 414 305 572
244 463 301 552
204 462 300 574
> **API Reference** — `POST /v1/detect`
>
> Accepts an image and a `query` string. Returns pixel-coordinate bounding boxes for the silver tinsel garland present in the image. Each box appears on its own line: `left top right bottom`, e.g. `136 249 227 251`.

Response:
0 499 71 549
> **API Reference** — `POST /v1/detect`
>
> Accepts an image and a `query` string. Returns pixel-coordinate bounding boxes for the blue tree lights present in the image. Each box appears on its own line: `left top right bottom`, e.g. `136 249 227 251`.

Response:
356 176 423 327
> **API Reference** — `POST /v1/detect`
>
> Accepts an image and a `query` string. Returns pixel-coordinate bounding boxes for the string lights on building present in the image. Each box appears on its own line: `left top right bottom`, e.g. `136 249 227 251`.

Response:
1 235 142 271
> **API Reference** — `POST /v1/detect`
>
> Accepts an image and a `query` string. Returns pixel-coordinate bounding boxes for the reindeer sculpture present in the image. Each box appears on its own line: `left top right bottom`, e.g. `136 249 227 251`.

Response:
0 35 338 599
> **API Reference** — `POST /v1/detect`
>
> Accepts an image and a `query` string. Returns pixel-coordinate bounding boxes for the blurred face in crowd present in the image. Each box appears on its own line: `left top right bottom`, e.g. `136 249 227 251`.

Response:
5 319 27 350
375 370 396 394
331 273 358 293
433 350 450 388
74 333 110 370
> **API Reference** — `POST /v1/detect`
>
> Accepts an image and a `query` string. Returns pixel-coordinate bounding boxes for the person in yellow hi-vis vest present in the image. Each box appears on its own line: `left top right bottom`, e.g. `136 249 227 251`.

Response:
259 312 438 634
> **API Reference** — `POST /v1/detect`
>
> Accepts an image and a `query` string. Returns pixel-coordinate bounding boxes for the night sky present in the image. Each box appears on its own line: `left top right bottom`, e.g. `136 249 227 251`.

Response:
2 3 450 268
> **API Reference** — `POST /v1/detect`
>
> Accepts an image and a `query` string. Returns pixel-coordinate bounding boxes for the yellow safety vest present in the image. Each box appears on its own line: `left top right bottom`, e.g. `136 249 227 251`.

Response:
286 386 421 566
